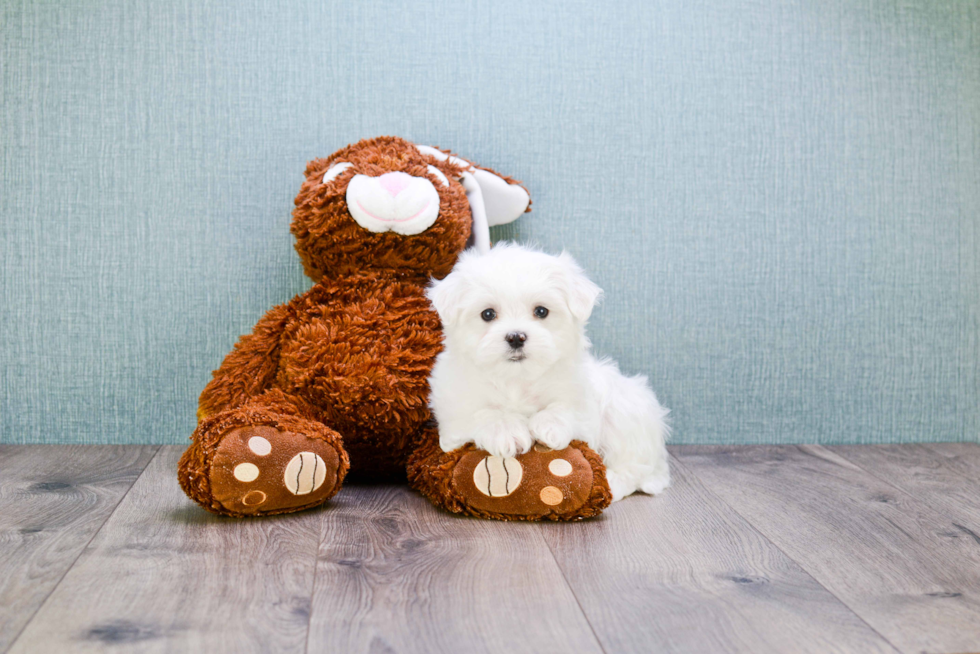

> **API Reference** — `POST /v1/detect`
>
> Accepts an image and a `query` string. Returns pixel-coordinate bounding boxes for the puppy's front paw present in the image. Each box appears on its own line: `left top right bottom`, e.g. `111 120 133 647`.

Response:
606 470 635 502
529 409 575 451
473 415 533 459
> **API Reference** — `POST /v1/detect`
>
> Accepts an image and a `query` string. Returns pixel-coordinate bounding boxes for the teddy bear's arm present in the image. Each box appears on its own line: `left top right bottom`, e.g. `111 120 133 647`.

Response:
196 303 291 422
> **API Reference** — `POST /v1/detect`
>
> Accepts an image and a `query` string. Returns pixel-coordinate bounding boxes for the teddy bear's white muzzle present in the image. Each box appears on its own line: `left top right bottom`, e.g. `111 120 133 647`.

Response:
346 172 440 235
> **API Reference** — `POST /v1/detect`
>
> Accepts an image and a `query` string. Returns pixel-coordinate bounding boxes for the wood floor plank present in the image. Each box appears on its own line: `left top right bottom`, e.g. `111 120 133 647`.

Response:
828 444 980 529
8 446 324 654
306 484 604 654
675 445 980 654
922 442 980 480
0 445 158 653
540 456 899 654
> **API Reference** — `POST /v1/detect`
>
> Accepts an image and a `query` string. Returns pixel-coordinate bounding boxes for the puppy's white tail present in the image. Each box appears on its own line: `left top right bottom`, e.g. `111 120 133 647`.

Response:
587 357 671 501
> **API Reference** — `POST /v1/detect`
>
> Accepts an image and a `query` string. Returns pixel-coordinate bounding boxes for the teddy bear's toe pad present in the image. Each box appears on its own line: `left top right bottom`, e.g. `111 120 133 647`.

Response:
210 426 341 515
452 445 594 518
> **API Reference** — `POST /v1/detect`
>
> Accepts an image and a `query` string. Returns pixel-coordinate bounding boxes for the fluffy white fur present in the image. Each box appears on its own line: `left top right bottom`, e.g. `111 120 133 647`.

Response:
426 242 670 501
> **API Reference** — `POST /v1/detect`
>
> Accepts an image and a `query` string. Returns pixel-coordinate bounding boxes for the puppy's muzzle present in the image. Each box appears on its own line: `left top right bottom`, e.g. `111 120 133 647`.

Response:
505 332 527 350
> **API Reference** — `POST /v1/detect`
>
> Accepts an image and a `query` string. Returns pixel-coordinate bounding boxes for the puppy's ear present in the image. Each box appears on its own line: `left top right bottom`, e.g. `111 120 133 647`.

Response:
426 273 470 329
556 251 603 322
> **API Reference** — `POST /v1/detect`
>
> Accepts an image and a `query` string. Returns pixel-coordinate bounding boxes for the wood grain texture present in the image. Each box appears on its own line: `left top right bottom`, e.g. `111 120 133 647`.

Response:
307 484 603 654
675 445 980 654
7 446 323 654
8 444 980 653
541 456 898 654
922 442 980 483
0 445 158 652
828 443 980 529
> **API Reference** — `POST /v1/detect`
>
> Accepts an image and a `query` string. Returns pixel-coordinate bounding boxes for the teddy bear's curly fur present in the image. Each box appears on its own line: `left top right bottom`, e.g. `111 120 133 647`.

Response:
177 136 612 520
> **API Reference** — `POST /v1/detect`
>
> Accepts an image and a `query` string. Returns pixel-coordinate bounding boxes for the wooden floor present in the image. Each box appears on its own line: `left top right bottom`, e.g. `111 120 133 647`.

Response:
1 444 979 653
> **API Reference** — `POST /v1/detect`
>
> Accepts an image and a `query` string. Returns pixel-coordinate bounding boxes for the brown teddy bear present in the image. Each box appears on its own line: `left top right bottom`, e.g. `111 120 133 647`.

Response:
177 136 612 520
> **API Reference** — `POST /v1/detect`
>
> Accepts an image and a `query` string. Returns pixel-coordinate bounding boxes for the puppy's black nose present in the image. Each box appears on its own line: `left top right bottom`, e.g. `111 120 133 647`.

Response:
505 332 527 349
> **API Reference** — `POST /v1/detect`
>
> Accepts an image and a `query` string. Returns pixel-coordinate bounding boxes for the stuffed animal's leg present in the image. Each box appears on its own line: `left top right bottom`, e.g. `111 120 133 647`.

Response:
406 423 612 521
178 389 349 517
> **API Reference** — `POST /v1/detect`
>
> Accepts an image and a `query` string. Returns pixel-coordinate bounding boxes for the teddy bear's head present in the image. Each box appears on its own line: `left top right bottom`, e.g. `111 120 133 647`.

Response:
291 136 531 281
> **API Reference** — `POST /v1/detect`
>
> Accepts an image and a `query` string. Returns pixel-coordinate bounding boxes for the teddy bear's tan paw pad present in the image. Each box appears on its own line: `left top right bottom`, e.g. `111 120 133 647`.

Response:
452 445 594 518
210 426 340 515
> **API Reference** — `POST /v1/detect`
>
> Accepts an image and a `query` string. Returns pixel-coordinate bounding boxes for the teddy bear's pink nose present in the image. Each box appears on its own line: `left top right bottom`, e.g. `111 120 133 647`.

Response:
378 172 412 198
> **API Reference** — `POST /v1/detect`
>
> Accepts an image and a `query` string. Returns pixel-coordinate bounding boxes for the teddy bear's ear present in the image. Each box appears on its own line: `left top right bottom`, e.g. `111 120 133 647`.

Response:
416 145 471 171
417 145 530 253
470 168 530 226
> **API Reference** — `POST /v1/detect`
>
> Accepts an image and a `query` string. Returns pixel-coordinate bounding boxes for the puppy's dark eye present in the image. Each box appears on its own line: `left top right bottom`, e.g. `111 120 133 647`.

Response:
481 308 497 322
534 306 549 319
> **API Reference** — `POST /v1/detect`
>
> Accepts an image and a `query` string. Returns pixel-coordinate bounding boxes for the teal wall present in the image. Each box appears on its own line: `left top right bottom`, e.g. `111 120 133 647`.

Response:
2 0 978 445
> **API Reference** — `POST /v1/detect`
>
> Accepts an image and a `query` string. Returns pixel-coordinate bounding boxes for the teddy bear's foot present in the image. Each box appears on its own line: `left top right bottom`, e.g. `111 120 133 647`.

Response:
408 430 612 521
206 425 344 516
452 443 610 520
179 391 350 517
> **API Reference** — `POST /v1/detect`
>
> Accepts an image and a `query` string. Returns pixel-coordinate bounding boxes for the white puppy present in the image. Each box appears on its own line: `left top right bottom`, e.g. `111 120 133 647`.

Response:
426 242 670 501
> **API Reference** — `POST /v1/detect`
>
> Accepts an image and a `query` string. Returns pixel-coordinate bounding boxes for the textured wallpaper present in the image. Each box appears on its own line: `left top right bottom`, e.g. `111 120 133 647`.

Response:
1 0 977 445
